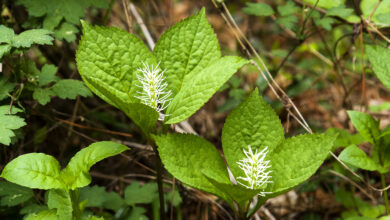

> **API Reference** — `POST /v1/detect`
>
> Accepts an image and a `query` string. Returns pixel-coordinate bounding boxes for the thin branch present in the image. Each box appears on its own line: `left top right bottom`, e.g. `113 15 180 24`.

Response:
129 3 155 50
122 0 133 33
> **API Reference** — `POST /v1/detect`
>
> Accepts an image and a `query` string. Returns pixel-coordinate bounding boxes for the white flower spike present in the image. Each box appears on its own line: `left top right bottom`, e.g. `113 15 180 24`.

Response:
135 61 172 121
237 145 272 196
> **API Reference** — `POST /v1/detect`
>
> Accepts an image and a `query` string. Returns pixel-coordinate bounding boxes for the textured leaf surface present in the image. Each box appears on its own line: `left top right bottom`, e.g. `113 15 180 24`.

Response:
77 21 156 105
267 134 335 195
222 89 284 180
33 88 55 105
155 134 230 200
366 45 390 90
124 182 158 205
347 111 380 144
25 209 58 220
13 29 54 47
0 105 26 145
48 189 72 220
61 141 128 189
1 153 64 189
52 79 92 99
165 56 248 124
242 2 275 16
339 145 385 172
153 8 220 96
39 64 58 86
17 0 108 25
0 25 14 43
0 181 34 207
79 185 124 211
0 77 15 101
76 22 159 132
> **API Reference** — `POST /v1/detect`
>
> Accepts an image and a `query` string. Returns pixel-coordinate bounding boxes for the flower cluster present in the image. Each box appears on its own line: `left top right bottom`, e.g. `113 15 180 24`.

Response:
135 62 172 120
237 145 272 196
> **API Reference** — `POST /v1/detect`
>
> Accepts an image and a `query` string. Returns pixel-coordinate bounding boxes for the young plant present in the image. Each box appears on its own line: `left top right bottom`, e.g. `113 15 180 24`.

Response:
338 110 390 214
75 8 248 217
154 89 336 219
0 141 128 219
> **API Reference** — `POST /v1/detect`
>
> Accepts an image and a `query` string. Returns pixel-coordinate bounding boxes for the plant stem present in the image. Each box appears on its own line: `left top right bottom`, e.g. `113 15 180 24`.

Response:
381 174 390 214
151 141 166 220
70 189 82 220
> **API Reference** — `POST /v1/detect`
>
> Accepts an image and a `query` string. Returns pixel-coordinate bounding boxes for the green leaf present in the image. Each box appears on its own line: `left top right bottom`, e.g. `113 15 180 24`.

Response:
242 2 275 16
33 88 55 105
326 5 354 18
0 105 26 145
202 171 261 205
153 8 221 96
0 77 15 101
366 45 390 90
1 153 64 189
17 0 108 26
347 111 380 144
315 17 334 31
277 1 299 16
52 79 92 99
55 23 78 42
48 189 72 220
360 0 390 26
79 185 106 207
13 29 54 47
79 185 124 211
20 203 48 215
267 133 336 195
76 21 156 105
276 15 298 30
0 45 12 58
102 192 124 211
339 145 386 172
165 56 248 124
302 0 345 9
124 182 158 205
222 89 284 181
61 141 128 189
0 25 14 43
25 209 58 220
76 21 159 133
39 64 58 86
0 181 34 207
128 206 148 220
155 133 230 201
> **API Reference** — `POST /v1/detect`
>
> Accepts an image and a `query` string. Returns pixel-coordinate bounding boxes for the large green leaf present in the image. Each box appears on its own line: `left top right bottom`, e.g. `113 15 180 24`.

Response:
165 56 248 124
339 145 386 173
366 45 390 90
76 21 159 133
267 134 335 195
61 141 128 189
1 153 64 189
153 8 221 96
347 111 380 144
0 181 34 207
48 189 73 220
222 89 284 180
154 133 230 201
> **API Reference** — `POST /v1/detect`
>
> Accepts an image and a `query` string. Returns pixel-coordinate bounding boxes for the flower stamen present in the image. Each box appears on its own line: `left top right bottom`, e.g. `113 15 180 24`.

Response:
135 61 172 120
237 145 272 196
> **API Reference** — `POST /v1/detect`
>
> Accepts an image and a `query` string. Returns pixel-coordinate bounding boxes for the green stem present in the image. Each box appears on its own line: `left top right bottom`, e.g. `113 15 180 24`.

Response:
151 141 166 220
381 174 390 214
70 189 82 220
